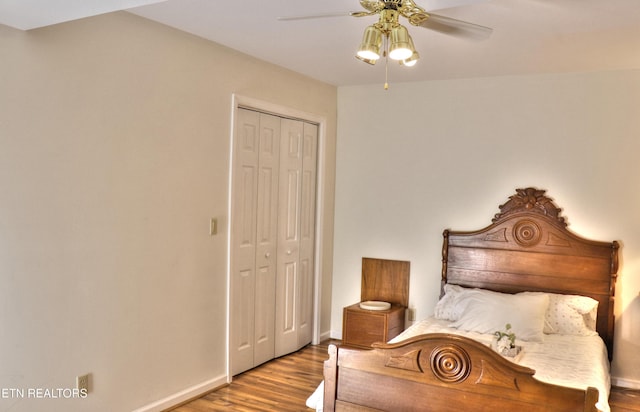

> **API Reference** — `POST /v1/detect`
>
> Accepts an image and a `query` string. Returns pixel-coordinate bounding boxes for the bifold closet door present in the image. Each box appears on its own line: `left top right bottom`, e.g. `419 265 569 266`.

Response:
230 108 317 375
230 109 280 375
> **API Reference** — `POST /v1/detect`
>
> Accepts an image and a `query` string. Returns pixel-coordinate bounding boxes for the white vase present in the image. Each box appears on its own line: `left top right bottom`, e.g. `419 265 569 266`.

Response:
500 346 522 357
492 338 522 358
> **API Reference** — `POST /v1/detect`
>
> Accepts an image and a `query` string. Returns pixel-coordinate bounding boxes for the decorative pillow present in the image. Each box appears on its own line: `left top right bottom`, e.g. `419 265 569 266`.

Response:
521 291 598 336
449 289 549 342
569 298 598 332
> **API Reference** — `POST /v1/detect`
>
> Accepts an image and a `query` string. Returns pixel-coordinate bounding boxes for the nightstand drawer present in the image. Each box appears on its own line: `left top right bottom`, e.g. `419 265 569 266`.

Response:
342 303 405 349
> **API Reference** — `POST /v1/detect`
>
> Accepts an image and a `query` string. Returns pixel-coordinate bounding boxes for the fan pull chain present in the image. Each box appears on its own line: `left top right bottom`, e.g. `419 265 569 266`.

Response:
384 56 389 90
384 36 389 90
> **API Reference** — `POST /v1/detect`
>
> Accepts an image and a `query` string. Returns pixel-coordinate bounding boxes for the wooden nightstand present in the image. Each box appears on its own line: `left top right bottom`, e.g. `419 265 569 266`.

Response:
342 303 405 348
342 257 410 349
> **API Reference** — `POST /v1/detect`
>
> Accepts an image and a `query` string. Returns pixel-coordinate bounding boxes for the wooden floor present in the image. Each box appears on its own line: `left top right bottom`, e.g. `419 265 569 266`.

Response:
611 387 640 412
169 341 331 412
171 340 640 412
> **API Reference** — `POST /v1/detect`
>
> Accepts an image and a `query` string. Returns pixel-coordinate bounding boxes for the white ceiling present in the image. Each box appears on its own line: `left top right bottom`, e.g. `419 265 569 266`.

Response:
2 0 640 86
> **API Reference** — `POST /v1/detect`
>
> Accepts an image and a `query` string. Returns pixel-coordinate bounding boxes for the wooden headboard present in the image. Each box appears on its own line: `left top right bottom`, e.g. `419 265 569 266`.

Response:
441 187 619 358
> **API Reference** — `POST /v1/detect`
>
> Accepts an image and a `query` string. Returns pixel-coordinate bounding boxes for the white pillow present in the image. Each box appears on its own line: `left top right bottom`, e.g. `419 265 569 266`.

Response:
436 285 600 337
449 289 549 342
523 292 599 336
433 284 467 321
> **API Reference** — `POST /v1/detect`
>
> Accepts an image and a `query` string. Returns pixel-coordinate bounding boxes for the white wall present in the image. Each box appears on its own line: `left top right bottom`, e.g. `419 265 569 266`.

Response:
333 70 640 386
0 12 337 412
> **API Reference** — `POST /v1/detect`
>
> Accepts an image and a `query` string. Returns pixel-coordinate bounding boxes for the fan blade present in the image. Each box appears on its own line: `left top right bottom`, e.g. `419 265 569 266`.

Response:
277 10 375 21
277 12 350 21
410 12 492 39
420 0 489 12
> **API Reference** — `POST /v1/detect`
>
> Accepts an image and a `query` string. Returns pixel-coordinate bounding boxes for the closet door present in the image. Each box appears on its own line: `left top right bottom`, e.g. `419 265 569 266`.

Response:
230 109 280 375
231 108 318 373
274 119 317 356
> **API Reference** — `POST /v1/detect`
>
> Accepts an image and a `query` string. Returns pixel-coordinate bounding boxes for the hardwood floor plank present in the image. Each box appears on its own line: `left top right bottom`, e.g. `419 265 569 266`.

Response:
169 340 640 412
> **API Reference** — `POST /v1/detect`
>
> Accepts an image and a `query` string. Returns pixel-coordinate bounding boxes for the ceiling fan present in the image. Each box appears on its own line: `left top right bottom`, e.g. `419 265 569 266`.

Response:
279 0 492 85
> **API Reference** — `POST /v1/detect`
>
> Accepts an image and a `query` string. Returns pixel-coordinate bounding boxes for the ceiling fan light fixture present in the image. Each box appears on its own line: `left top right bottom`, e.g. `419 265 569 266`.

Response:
401 51 419 67
400 37 419 67
356 25 383 61
388 25 413 61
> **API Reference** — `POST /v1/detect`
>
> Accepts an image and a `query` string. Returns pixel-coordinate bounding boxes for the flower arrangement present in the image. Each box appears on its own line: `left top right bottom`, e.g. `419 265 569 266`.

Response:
494 323 517 355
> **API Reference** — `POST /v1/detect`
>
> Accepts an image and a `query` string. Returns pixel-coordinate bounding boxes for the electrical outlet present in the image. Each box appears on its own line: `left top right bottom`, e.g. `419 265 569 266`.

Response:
76 374 90 393
407 308 416 322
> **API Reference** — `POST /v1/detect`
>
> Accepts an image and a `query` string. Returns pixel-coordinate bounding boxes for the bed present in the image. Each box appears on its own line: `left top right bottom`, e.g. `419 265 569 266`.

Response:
319 187 619 412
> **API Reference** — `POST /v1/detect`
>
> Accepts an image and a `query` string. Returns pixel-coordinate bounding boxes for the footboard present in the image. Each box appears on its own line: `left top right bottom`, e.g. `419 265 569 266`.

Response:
323 334 599 411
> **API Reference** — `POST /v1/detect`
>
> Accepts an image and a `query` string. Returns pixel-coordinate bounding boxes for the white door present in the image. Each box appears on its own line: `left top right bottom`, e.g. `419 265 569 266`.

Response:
230 109 280 375
231 109 317 374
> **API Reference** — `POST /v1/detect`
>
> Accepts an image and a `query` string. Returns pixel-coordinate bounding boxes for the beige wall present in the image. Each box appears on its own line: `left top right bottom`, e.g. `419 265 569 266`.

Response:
334 71 640 387
0 12 336 412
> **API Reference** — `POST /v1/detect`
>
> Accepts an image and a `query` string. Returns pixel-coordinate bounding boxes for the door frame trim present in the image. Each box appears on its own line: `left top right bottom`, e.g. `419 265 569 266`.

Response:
227 94 327 380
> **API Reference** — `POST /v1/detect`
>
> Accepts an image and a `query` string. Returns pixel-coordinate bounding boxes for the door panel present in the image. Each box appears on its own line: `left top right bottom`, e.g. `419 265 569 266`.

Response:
236 269 254 351
283 261 297 333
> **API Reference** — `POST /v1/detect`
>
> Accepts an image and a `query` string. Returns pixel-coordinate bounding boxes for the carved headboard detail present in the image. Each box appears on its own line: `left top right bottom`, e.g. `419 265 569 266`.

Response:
492 187 566 226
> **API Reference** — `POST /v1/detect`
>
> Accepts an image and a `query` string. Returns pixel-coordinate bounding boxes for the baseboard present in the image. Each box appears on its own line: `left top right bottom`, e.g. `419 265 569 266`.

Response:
329 329 343 340
319 330 332 342
131 375 227 412
611 376 640 390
